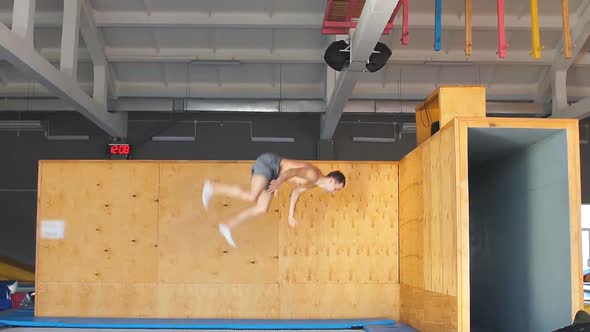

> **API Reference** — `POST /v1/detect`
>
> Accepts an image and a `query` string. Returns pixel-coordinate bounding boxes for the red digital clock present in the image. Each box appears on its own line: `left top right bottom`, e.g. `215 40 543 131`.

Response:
107 143 131 156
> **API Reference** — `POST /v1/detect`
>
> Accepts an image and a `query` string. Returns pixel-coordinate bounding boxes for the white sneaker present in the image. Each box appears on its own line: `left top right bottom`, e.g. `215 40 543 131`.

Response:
7 281 17 294
202 180 213 209
219 224 236 248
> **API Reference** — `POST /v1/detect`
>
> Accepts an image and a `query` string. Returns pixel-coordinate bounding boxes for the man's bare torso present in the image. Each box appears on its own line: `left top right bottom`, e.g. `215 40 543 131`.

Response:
278 158 318 186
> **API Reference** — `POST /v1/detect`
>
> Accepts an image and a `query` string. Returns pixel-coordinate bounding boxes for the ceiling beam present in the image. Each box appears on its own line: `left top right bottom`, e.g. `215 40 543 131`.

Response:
0 11 575 31
27 43 590 66
351 83 540 101
79 0 116 101
0 81 543 101
93 64 108 105
101 49 590 65
142 0 153 16
29 46 590 67
550 70 568 116
0 97 549 117
552 95 590 119
108 65 119 98
320 0 399 140
536 1 590 103
0 22 127 138
321 69 360 139
79 3 106 66
91 11 572 30
0 11 60 28
0 70 7 86
10 0 35 44
60 0 81 80
325 35 346 105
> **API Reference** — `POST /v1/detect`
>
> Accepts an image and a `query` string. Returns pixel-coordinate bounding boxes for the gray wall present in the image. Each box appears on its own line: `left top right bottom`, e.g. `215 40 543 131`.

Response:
469 130 572 332
0 111 416 267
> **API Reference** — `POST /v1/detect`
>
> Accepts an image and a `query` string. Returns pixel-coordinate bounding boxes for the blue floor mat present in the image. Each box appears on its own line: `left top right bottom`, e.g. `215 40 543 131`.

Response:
0 310 401 330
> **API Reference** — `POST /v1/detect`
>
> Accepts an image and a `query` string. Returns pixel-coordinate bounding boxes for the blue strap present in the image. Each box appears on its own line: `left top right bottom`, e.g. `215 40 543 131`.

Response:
434 0 442 51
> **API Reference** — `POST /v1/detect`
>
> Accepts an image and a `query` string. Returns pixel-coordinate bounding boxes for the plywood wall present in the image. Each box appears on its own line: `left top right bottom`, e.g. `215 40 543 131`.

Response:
399 123 458 332
278 163 399 318
36 160 399 319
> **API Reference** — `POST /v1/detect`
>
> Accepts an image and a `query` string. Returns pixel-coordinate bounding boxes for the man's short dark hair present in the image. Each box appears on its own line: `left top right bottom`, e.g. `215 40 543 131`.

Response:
327 170 346 187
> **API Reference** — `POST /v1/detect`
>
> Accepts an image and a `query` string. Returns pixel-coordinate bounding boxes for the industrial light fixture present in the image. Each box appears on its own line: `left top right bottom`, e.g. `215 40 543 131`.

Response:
0 120 43 131
151 136 196 142
401 123 417 134
43 121 89 140
46 135 90 141
324 40 350 71
148 121 294 143
352 137 396 143
366 42 392 73
251 137 295 143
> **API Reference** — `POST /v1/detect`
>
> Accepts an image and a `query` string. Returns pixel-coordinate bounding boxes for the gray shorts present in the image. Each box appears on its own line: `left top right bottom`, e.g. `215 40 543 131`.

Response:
251 152 282 181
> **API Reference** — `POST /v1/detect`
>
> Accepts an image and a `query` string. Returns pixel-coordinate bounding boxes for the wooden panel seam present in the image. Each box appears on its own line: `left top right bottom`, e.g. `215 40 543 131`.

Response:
455 118 469 332
567 123 584 317
35 161 42 316
156 162 161 283
399 154 407 291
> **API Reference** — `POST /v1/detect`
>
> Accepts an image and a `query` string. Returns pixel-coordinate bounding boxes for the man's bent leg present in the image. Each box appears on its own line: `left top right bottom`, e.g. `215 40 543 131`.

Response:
226 190 273 229
218 190 273 248
202 175 268 209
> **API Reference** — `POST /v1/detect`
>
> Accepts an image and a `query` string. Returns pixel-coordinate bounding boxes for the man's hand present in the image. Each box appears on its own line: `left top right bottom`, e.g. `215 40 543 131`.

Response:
288 215 298 228
267 179 280 193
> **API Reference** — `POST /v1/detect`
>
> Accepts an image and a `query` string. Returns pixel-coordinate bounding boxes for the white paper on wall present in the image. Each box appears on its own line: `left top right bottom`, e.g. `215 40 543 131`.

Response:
40 220 65 239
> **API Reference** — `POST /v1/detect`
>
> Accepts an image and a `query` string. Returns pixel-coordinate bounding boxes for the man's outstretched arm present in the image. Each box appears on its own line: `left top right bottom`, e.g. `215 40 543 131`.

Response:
288 185 308 227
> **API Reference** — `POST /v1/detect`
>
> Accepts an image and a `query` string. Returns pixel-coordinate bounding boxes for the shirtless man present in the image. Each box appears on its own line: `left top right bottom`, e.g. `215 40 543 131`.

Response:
201 152 346 248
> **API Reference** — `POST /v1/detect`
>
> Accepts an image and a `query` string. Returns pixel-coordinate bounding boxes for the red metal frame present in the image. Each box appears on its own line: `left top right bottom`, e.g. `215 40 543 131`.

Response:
401 0 409 45
391 0 402 22
346 0 359 22
322 0 403 35
497 0 506 58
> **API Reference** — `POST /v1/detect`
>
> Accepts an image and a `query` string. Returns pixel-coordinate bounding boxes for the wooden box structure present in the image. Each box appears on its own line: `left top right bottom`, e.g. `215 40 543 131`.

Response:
34 88 582 331
415 85 486 145
400 117 582 332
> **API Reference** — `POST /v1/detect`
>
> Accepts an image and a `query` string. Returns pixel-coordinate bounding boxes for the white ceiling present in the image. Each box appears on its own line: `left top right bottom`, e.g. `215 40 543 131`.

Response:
0 0 589 103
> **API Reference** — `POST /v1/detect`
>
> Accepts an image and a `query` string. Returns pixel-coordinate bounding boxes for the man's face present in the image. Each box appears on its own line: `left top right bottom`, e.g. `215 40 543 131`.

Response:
325 179 344 193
